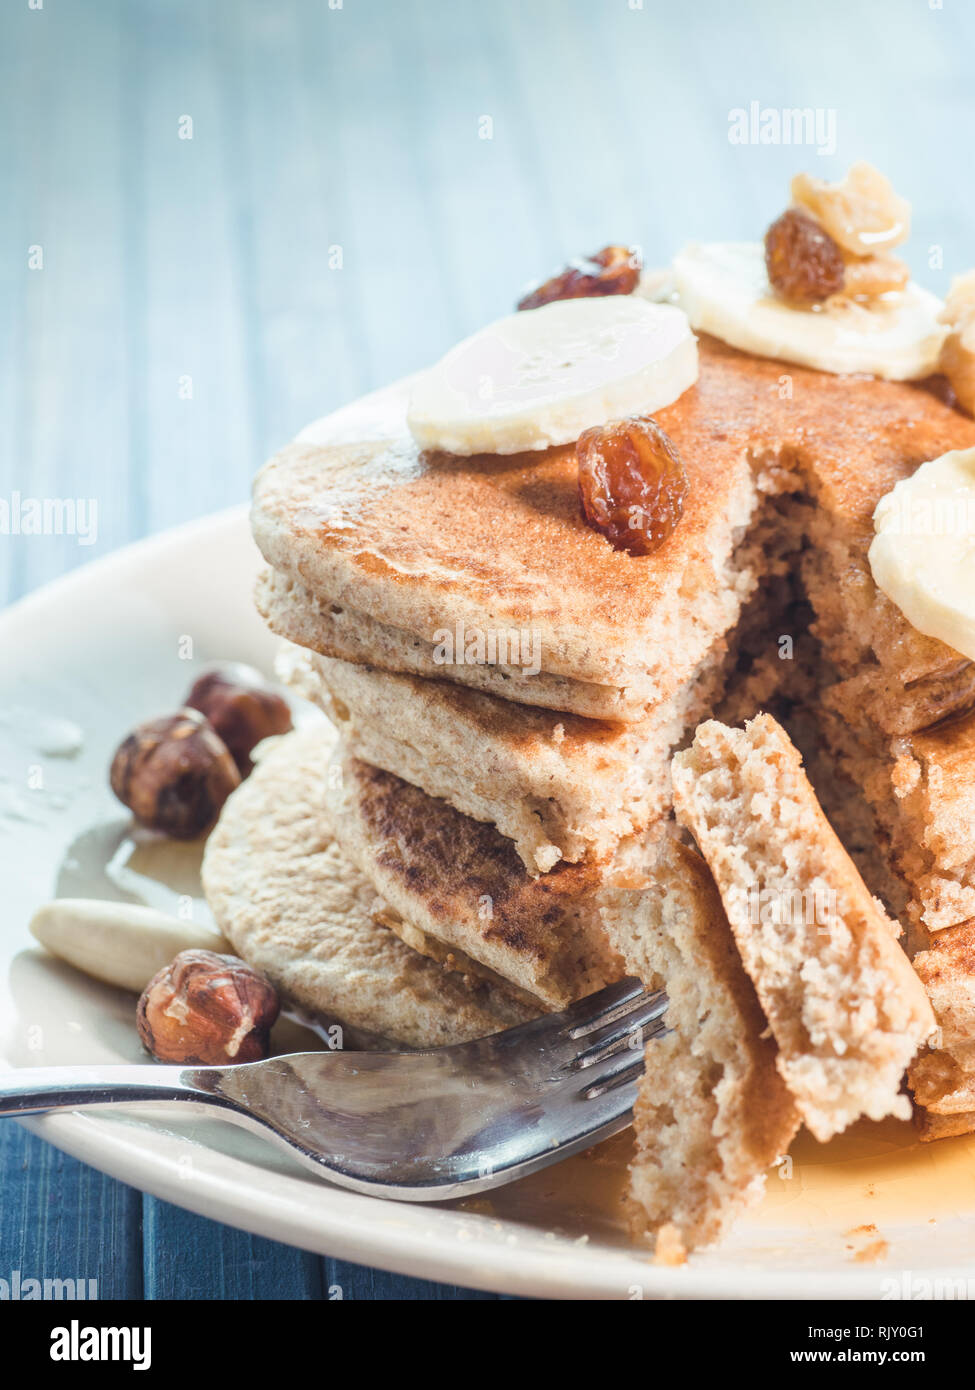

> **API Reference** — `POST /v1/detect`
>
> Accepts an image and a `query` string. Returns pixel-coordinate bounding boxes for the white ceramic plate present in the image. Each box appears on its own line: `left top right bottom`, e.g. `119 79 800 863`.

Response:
5 401 975 1301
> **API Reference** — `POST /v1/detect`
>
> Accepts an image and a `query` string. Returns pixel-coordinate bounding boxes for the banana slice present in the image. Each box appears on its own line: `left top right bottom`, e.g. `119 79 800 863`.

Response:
869 448 975 662
406 298 698 456
673 242 946 381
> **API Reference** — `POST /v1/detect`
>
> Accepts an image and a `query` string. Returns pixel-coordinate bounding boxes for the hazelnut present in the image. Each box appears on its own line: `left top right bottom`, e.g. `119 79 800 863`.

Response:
839 250 909 299
184 663 292 774
137 949 280 1065
791 163 911 257
109 710 240 839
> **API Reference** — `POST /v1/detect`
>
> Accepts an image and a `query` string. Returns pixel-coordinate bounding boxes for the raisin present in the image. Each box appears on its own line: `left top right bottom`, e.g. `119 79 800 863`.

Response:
517 245 640 311
577 416 688 556
764 209 845 306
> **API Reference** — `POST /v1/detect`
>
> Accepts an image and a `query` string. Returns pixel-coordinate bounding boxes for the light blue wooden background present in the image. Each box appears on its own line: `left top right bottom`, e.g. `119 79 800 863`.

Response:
2 0 973 1299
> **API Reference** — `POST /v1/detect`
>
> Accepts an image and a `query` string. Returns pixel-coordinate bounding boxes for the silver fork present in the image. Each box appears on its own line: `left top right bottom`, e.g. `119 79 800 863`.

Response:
0 979 667 1200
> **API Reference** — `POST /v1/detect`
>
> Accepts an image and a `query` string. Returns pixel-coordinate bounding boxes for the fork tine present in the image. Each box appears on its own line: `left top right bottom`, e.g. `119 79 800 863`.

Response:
569 990 669 1067
560 977 649 1038
474 977 664 1069
561 1074 644 1142
575 1030 667 1099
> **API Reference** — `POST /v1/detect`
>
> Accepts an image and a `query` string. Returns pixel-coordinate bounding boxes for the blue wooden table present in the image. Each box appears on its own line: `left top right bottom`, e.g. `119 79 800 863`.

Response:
3 0 974 1299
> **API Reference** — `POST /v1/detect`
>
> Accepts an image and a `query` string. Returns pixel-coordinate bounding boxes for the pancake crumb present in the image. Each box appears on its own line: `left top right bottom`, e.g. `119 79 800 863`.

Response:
852 1239 889 1264
653 1223 687 1266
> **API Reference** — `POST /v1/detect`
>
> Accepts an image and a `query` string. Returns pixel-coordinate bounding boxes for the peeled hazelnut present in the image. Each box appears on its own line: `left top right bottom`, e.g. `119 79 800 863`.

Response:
839 251 909 299
137 949 280 1065
791 162 911 257
109 710 241 839
184 663 292 774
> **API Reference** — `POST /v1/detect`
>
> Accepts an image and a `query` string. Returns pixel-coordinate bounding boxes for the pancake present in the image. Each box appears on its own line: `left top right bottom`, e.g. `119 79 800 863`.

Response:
281 641 723 875
252 336 975 726
600 837 799 1253
251 379 760 717
257 565 657 722
916 1109 975 1141
823 706 975 932
323 751 626 1009
201 726 537 1049
671 715 936 1141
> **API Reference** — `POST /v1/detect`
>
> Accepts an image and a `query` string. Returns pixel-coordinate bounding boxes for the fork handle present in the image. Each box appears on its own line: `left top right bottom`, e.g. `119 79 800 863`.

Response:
0 1065 205 1117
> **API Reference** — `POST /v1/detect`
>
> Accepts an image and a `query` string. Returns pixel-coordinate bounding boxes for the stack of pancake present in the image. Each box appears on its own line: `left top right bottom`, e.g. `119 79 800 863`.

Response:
202 332 975 1230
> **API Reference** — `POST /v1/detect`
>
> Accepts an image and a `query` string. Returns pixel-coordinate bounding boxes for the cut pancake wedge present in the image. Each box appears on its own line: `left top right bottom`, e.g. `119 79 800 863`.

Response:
281 644 722 875
322 751 625 1009
201 726 537 1048
601 837 799 1252
671 714 936 1141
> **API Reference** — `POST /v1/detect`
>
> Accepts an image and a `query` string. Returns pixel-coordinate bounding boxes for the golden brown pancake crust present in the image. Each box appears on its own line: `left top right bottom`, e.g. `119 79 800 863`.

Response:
325 753 625 1007
352 760 600 953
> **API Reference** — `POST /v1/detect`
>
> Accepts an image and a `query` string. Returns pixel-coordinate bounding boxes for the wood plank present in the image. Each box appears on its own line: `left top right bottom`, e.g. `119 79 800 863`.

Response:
322 1258 501 1300
124 0 258 535
142 1195 324 1300
0 0 136 602
0 1126 143 1299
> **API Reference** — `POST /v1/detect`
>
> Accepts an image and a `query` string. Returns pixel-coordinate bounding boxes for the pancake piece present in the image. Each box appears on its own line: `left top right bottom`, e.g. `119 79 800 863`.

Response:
601 837 799 1252
201 727 536 1048
671 715 936 1142
908 920 975 1135
281 644 723 875
323 752 625 1009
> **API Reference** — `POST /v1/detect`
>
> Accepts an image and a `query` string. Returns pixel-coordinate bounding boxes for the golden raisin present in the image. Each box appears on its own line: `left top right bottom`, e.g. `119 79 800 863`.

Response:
764 208 845 306
577 416 688 556
517 245 640 311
